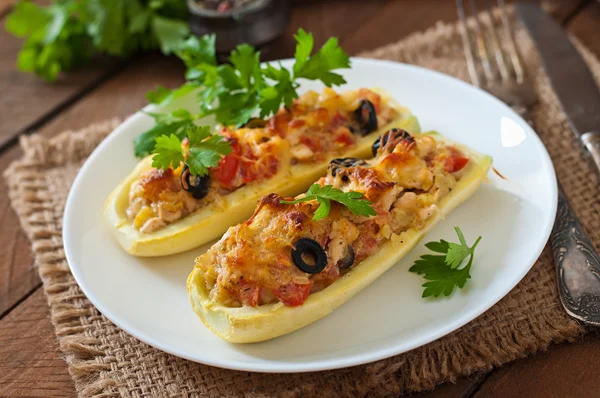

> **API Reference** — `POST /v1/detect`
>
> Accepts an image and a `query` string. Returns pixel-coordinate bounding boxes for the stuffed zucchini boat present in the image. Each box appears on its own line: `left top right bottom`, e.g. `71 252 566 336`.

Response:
187 128 492 343
105 88 419 257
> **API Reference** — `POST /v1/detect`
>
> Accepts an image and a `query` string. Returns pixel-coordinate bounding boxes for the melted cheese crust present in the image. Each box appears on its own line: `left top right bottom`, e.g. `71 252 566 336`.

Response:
127 88 401 233
195 131 471 308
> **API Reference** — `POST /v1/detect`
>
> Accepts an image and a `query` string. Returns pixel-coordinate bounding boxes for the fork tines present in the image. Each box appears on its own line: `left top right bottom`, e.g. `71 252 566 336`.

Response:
457 0 525 87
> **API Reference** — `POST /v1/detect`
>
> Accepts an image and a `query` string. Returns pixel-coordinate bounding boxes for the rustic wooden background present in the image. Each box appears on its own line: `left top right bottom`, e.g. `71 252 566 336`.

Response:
0 0 599 396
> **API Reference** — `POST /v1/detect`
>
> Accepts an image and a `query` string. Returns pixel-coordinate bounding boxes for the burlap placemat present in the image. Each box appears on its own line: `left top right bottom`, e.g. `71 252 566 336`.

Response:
5 13 600 398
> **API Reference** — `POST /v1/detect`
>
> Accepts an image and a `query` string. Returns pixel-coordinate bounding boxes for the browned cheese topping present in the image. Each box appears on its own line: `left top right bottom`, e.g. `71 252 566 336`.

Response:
126 88 401 233
195 130 471 307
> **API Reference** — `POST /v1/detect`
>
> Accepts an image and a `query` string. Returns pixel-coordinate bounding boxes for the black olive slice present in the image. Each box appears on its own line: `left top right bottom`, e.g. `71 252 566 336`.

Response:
329 157 368 177
352 99 378 136
371 128 414 156
337 245 355 270
292 238 328 274
181 165 211 199
242 118 268 129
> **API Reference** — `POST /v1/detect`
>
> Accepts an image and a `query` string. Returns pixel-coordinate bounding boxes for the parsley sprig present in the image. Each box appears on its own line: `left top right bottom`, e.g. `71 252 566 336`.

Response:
151 125 231 176
280 184 376 221
136 29 350 157
5 0 190 81
409 227 482 298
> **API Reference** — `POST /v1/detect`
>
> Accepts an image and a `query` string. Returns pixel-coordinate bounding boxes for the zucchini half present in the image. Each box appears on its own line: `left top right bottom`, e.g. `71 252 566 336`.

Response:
187 134 492 343
104 92 420 257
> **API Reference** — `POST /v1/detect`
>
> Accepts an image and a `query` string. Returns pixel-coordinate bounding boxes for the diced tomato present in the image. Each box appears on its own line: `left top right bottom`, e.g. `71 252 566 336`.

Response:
239 159 254 184
442 147 470 173
300 136 321 153
441 157 454 173
352 231 378 264
290 102 307 116
330 111 348 128
267 156 279 177
272 282 313 306
288 119 306 128
238 281 260 307
452 156 469 172
267 112 292 137
307 107 330 126
215 154 240 189
334 127 355 146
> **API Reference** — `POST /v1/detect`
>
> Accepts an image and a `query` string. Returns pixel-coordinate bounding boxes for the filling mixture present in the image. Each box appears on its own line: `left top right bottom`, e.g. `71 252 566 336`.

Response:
195 129 471 307
127 88 402 233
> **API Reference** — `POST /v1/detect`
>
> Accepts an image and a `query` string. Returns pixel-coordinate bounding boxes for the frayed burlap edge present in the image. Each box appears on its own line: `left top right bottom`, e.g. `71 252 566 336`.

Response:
5 12 600 398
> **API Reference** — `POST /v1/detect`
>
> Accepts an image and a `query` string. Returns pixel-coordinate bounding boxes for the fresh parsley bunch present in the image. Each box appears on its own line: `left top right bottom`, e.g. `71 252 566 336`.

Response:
5 0 190 81
136 29 351 157
410 227 482 298
281 184 376 220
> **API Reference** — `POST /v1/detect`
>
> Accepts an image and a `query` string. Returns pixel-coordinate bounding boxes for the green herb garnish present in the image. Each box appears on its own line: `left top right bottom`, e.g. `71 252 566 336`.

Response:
136 29 351 157
5 0 190 81
151 125 231 176
280 184 376 221
409 227 482 298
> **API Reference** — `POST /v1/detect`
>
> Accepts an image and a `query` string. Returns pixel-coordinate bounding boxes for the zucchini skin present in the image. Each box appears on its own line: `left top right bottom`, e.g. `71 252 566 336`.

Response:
104 97 419 257
187 134 492 343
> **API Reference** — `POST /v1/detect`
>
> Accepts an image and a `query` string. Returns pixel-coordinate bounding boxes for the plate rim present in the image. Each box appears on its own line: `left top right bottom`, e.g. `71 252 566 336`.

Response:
63 57 558 373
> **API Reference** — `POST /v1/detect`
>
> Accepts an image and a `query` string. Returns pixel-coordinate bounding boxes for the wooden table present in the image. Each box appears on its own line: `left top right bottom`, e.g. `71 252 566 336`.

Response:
0 1 598 396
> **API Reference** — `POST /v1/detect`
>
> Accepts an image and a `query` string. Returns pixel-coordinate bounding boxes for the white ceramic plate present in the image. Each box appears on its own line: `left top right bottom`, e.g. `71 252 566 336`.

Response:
63 58 557 373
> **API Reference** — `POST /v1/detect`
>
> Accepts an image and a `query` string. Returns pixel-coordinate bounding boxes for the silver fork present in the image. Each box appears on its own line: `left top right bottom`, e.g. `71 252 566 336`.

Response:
457 0 600 326
457 0 536 111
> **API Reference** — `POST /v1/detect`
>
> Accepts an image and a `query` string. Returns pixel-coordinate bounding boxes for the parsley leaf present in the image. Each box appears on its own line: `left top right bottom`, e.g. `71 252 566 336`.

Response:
151 133 184 170
175 34 216 68
150 125 231 177
151 14 190 54
292 28 314 75
229 44 261 89
293 34 351 87
84 0 129 56
260 63 297 116
133 109 195 157
280 184 376 221
146 86 172 104
5 2 50 39
146 82 201 106
409 227 482 298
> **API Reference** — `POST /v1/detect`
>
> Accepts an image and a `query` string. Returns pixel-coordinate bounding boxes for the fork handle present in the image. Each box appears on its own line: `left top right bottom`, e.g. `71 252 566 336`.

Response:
551 184 600 326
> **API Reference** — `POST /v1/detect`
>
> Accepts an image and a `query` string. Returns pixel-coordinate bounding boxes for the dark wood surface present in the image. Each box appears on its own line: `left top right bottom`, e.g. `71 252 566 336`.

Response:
0 1 598 397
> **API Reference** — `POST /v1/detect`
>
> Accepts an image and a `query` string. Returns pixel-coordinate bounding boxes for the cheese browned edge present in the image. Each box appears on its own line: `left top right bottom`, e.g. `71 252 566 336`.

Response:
104 89 418 257
187 133 492 343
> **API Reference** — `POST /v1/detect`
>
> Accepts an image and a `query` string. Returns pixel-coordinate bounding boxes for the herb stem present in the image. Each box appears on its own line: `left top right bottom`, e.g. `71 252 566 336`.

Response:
455 226 468 247
471 236 483 251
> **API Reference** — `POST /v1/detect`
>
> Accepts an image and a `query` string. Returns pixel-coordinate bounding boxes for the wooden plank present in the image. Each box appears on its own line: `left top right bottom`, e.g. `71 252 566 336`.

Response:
0 13 124 151
0 289 75 397
473 334 600 398
411 374 488 398
0 145 41 318
566 1 600 56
